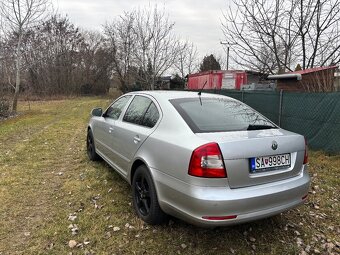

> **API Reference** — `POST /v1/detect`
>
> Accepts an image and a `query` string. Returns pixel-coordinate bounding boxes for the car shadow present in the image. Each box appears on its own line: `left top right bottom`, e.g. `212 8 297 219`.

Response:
94 157 299 253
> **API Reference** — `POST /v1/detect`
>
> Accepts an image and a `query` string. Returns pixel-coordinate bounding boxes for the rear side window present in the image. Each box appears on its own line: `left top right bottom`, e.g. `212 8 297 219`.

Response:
142 103 159 128
123 96 159 128
105 95 131 119
170 97 276 133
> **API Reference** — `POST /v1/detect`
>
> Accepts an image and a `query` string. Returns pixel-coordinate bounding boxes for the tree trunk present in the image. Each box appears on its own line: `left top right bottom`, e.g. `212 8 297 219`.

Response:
11 32 22 113
150 76 155 90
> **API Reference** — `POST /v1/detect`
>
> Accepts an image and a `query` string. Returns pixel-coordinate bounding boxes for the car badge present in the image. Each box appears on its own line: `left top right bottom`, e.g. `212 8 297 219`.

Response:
272 141 278 150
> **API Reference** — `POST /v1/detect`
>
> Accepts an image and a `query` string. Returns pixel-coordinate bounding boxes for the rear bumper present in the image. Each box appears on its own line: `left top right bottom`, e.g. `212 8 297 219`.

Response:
152 166 310 227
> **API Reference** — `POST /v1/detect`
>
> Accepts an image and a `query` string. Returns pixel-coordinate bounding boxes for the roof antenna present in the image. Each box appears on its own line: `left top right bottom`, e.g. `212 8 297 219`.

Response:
198 80 207 96
198 81 207 106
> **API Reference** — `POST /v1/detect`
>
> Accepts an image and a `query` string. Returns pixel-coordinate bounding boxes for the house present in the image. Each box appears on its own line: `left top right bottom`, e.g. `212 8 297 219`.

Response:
268 66 337 92
156 76 171 90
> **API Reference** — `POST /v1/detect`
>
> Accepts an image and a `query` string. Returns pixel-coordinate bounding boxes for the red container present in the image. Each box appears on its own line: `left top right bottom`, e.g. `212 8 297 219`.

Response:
187 70 247 90
234 72 247 90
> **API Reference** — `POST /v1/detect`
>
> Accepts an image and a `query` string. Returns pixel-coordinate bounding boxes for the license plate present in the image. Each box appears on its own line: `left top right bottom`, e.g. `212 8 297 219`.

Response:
250 153 291 173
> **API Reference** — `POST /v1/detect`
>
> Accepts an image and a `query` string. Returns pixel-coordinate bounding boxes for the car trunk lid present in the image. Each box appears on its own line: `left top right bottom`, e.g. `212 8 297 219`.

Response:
196 129 306 188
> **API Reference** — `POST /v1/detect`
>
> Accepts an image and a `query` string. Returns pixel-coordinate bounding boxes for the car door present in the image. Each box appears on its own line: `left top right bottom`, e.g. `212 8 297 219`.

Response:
111 95 161 176
92 95 132 163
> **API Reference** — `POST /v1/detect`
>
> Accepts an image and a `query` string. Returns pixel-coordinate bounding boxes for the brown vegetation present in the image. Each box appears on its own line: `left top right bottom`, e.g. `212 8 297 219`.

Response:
0 98 339 255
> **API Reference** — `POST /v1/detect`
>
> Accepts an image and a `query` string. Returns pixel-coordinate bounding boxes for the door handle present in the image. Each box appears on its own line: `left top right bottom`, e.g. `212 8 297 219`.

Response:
108 127 114 133
133 135 141 144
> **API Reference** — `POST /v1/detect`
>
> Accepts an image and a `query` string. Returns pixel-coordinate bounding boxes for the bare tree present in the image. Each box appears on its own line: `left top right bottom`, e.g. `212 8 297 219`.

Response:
104 6 180 91
174 40 198 78
104 11 136 92
300 68 336 92
214 53 229 71
222 0 340 74
0 14 111 97
296 0 340 68
79 30 112 94
22 15 110 96
133 6 179 90
24 14 85 95
0 0 49 112
0 36 16 92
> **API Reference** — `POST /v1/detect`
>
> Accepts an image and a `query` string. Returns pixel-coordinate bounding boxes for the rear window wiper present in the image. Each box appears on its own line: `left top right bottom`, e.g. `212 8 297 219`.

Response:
247 124 277 130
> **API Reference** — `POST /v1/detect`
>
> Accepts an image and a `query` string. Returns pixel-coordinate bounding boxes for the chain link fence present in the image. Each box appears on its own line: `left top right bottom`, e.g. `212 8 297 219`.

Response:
202 89 340 154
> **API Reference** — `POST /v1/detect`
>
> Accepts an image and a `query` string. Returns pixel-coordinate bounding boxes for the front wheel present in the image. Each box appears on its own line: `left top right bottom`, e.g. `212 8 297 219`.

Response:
87 129 100 161
132 165 167 225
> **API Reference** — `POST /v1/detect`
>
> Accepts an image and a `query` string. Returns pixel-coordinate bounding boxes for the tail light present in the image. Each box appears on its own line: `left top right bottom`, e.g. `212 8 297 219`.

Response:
188 143 226 178
303 138 308 164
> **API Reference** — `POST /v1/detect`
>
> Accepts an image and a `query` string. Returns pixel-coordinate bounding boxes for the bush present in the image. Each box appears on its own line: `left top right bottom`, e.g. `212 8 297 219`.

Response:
0 98 10 118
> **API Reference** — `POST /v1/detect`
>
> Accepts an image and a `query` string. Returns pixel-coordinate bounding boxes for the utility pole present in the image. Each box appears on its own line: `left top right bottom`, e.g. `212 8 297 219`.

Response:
220 41 233 70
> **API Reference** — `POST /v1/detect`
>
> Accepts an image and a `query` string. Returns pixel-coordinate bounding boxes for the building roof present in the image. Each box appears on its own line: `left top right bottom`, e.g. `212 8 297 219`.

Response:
290 66 337 75
188 70 224 77
267 73 302 80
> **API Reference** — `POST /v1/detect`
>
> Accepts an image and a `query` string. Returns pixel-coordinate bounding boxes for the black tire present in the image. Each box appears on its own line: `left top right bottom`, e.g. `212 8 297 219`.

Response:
87 129 100 161
132 165 167 225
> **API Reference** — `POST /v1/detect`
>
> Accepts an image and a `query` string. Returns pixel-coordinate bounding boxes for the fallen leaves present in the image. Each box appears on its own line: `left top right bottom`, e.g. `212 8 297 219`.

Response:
91 194 104 209
68 213 77 221
125 223 135 229
181 243 187 249
68 240 77 248
249 237 256 242
113 226 121 232
68 224 79 235
2 100 338 255
294 230 301 236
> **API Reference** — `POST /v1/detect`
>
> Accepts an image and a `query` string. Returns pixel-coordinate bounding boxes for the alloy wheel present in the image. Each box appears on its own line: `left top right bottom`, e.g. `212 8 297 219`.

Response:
134 175 151 216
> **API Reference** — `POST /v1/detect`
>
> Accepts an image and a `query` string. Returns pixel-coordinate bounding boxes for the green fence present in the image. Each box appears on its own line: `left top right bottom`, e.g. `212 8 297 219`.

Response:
202 90 340 154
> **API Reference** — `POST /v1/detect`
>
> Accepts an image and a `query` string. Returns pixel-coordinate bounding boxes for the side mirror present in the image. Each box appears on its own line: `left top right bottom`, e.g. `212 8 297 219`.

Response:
91 108 102 117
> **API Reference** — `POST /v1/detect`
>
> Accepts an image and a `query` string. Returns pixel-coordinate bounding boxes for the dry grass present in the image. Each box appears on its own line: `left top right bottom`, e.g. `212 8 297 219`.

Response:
0 98 339 255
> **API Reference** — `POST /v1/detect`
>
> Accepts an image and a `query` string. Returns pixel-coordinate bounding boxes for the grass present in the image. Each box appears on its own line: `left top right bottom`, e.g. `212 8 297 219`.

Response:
0 97 339 255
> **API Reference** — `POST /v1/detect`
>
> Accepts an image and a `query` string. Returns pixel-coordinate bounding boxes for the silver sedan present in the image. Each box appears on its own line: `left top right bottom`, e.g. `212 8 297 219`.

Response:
87 91 310 226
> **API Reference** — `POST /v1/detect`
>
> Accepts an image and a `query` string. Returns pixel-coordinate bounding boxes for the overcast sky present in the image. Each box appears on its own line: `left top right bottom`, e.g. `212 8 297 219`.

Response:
53 0 231 62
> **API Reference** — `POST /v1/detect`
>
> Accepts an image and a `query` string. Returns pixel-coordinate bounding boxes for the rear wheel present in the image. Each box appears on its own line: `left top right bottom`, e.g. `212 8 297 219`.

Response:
87 129 100 161
132 165 167 225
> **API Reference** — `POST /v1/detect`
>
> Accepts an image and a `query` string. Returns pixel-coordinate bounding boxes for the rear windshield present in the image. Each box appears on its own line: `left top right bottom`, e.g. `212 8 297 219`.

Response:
170 97 277 133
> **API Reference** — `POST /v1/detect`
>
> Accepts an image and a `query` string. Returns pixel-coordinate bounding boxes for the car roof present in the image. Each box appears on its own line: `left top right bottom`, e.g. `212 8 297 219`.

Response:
127 90 226 100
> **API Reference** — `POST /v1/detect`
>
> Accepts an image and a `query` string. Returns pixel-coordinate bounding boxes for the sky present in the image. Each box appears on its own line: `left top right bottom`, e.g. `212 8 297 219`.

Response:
53 0 231 62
